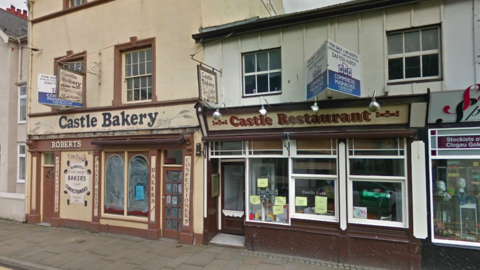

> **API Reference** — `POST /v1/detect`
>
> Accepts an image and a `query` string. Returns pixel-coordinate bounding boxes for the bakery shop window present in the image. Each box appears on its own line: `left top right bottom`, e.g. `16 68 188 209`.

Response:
348 138 407 227
104 151 149 217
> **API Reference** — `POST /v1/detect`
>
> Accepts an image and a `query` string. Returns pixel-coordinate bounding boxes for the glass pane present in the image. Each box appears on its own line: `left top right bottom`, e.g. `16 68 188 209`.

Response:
352 181 402 222
387 33 403 55
405 31 420 53
125 65 131 77
269 72 281 92
269 50 281 70
20 98 26 120
294 179 335 216
164 150 183 165
141 88 147 100
293 158 336 175
132 51 138 63
166 207 171 217
388 58 403 80
245 75 256 94
127 91 133 101
19 145 25 154
139 50 145 63
172 184 178 194
166 183 171 194
178 208 182 219
44 153 54 165
172 208 177 218
257 52 268 72
224 164 244 211
20 86 27 95
178 196 182 206
297 139 336 155
146 62 152 74
178 221 182 231
105 155 125 214
126 78 132 90
423 54 439 77
166 219 171 230
172 171 178 182
19 157 25 179
127 155 149 216
257 74 268 93
146 49 152 61
172 220 177 230
350 159 405 176
132 64 138 76
244 54 255 73
140 63 145 75
405 56 420 78
432 159 480 243
167 171 172 181
248 158 289 224
422 28 439 50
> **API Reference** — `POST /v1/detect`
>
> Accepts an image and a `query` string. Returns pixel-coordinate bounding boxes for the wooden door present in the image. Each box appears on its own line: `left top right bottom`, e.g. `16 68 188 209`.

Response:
221 162 245 235
162 168 183 239
43 166 55 223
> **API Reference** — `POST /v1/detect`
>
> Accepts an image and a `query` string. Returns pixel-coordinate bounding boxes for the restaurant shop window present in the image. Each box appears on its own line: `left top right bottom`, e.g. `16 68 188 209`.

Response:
430 128 480 247
348 138 407 227
104 151 149 217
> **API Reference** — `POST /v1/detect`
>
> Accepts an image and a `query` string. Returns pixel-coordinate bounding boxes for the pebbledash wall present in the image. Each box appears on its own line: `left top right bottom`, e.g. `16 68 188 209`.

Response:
25 0 284 243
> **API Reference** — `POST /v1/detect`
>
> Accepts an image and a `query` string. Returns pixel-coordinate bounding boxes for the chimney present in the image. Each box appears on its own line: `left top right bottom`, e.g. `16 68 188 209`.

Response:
5 5 28 19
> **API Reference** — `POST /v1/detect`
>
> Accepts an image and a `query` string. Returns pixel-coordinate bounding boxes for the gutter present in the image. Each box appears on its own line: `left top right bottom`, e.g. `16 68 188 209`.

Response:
192 0 429 43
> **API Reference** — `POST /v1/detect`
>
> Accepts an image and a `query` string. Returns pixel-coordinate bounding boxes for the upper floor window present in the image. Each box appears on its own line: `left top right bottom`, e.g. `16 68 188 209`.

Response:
243 49 281 96
113 38 156 106
18 85 27 123
387 26 441 82
125 48 152 102
69 0 85 8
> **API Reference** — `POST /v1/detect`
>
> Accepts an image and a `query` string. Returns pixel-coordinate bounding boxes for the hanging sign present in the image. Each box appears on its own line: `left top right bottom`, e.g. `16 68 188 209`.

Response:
38 73 82 109
56 66 85 104
197 65 218 104
306 39 362 100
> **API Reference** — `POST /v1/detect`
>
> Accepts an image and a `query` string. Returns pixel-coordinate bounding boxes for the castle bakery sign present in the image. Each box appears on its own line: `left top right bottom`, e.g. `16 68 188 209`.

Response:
207 105 408 131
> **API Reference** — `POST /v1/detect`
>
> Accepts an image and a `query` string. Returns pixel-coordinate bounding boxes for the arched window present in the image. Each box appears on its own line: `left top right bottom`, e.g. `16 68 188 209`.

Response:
128 155 149 216
104 155 125 214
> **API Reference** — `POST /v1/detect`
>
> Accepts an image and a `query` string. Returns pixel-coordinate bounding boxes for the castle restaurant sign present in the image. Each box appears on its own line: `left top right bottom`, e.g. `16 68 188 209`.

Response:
207 105 408 131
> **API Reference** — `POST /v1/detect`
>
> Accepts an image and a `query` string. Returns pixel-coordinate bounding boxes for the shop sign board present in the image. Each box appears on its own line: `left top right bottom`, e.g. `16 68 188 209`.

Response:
56 66 85 104
429 87 480 123
207 104 408 131
437 135 480 149
29 105 197 135
197 65 217 104
63 153 91 206
305 39 362 100
38 73 82 108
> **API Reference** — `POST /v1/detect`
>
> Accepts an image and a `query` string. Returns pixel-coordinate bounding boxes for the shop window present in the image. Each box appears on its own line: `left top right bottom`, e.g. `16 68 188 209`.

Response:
104 152 149 217
430 128 480 246
243 49 281 96
164 150 183 165
210 141 245 157
18 85 27 123
297 139 336 155
247 158 289 224
18 144 26 183
348 138 407 226
387 26 441 82
249 140 283 155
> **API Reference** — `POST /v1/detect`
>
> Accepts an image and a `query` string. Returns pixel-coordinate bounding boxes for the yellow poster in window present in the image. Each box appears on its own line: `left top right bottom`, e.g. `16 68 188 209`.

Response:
315 196 327 214
295 196 307 206
272 205 284 215
257 178 268 188
250 195 261 205
274 196 286 205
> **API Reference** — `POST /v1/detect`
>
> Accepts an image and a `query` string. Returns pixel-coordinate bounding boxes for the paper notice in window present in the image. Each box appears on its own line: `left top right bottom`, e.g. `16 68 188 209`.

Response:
257 178 268 188
295 196 308 206
275 196 286 205
250 195 261 205
135 185 144 201
315 196 327 214
272 205 284 215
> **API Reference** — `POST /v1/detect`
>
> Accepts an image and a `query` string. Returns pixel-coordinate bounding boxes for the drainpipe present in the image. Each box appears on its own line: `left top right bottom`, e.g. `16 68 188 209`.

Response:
17 38 23 82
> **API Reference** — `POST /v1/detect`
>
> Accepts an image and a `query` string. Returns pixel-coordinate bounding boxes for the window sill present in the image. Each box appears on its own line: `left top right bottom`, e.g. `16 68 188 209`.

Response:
16 180 25 184
243 91 281 98
387 77 442 86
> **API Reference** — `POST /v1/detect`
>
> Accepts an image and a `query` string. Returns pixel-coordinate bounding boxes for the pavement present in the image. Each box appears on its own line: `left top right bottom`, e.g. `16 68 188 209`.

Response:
0 219 375 270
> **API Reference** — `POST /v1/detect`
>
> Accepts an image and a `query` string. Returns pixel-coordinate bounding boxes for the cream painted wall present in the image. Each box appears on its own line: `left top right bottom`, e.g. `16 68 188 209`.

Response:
203 0 458 108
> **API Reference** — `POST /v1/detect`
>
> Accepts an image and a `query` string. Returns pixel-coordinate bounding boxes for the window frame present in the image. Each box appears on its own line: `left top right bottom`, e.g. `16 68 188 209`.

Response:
123 48 153 103
18 84 27 123
17 144 26 183
386 25 442 83
347 138 408 228
102 151 150 219
63 0 86 9
113 37 156 106
242 48 282 97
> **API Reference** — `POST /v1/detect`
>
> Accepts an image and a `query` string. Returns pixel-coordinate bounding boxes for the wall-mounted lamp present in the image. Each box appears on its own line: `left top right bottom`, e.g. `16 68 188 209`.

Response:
259 97 270 116
311 96 319 112
368 91 381 112
212 102 226 120
471 84 479 91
